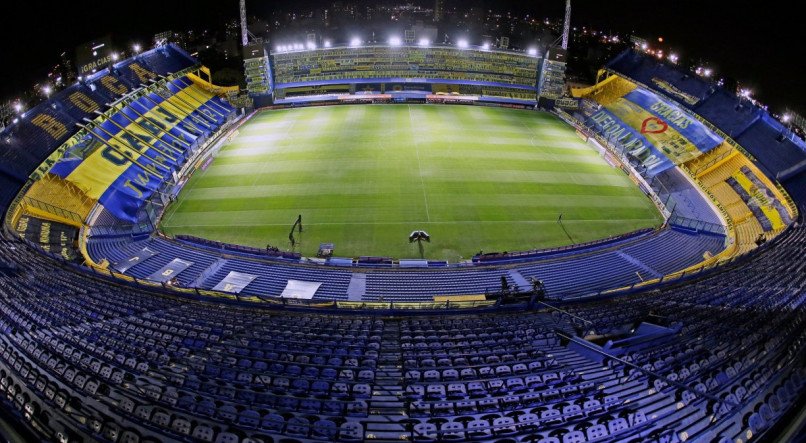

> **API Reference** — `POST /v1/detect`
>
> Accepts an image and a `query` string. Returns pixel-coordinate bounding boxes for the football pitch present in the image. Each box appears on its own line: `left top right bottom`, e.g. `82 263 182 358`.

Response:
160 105 663 261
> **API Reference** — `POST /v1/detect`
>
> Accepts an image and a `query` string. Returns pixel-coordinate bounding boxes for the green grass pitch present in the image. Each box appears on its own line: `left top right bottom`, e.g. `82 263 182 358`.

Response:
160 105 663 261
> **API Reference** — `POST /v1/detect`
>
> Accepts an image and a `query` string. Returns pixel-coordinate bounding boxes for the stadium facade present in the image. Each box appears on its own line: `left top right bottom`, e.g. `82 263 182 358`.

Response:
242 42 564 107
0 40 804 443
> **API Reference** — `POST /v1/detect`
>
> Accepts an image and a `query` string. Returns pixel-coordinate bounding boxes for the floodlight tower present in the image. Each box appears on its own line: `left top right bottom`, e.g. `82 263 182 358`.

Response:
240 0 249 47
562 0 571 50
536 0 571 104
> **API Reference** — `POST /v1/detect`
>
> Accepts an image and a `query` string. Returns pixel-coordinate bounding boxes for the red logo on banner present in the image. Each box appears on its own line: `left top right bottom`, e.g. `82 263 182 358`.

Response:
640 117 669 134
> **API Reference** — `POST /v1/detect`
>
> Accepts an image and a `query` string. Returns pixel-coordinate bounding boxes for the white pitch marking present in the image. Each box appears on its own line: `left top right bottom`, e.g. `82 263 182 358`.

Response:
408 105 432 222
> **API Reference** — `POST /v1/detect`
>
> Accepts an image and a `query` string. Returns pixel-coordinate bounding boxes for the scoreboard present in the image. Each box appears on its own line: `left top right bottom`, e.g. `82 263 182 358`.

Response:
75 36 119 77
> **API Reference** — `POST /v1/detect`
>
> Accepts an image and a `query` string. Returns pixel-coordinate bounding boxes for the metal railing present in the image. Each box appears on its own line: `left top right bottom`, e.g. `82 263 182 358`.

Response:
688 145 734 176
20 196 85 226
668 214 727 236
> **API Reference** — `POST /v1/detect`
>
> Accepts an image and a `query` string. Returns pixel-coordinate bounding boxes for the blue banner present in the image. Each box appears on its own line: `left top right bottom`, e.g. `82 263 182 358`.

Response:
98 164 163 221
50 157 84 178
623 89 723 153
588 107 674 176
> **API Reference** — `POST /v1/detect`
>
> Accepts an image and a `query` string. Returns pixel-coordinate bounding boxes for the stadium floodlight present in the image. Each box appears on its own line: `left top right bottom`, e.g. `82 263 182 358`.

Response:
389 36 402 47
42 85 52 97
350 37 362 47
13 102 23 113
295 43 305 50
12 118 18 124
111 53 119 61
641 43 648 50
419 38 430 47
481 42 491 50
133 43 142 53
457 39 469 49
703 68 713 77
740 89 752 98
782 114 792 123
306 41 317 50
527 47 538 56
324 40 332 48
669 53 679 63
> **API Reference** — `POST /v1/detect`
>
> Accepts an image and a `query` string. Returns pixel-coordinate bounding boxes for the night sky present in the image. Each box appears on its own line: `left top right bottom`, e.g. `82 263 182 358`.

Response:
1 0 803 114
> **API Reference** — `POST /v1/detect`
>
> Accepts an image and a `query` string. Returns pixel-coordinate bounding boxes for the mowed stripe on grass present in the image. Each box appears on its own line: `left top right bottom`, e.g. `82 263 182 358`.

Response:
161 105 663 261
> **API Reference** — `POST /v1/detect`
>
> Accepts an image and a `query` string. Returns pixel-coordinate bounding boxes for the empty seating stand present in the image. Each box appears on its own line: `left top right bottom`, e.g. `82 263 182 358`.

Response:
85 228 725 301
1 221 805 442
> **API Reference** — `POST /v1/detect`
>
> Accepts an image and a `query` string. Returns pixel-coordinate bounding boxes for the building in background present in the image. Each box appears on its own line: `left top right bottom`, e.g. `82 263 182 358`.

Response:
434 0 444 22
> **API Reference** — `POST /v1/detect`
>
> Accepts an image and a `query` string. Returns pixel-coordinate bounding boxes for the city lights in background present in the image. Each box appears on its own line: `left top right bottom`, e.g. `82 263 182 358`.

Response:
132 43 141 53
668 53 679 64
740 89 752 99
41 85 52 97
782 114 791 123
13 101 23 113
111 53 119 61
695 66 714 77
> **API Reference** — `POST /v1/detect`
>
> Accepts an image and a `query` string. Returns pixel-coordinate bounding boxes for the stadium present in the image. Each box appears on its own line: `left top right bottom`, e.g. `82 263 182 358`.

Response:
0 3 805 443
